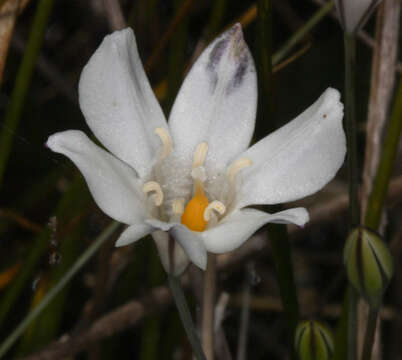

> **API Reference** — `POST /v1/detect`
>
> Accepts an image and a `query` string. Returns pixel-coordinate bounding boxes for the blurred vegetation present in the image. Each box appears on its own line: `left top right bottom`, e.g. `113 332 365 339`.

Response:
0 0 401 359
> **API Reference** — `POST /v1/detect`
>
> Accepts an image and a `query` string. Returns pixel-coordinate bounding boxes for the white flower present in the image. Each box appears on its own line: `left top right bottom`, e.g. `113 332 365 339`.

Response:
47 25 346 274
334 0 382 33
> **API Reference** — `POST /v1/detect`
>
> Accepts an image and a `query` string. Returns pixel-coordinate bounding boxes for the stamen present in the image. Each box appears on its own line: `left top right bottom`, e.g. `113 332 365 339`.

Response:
143 181 164 206
155 128 173 159
227 158 253 181
172 198 185 215
191 166 207 183
204 201 226 221
193 142 208 168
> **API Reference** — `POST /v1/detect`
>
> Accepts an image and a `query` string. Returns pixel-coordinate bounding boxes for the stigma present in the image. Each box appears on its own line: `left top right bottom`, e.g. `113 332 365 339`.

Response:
180 142 210 231
181 180 209 231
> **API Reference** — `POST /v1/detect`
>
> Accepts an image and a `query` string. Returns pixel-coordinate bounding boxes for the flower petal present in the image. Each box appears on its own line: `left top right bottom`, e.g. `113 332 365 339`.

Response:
170 225 207 270
152 230 190 276
78 28 168 177
47 130 147 225
202 208 309 254
147 219 207 270
115 223 153 247
168 24 257 171
235 88 346 209
334 0 381 33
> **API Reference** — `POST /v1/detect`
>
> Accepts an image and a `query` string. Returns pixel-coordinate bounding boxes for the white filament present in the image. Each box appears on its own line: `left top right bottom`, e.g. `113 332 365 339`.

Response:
204 200 226 221
155 127 173 159
193 142 208 168
172 198 185 215
143 181 164 206
227 158 253 181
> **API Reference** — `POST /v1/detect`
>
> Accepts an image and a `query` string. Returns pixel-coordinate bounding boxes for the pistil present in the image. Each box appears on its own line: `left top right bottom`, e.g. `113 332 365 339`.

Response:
181 180 209 231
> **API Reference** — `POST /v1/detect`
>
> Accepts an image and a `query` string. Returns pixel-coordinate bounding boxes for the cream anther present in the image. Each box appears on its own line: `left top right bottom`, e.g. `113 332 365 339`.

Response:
155 128 172 159
227 158 253 181
172 198 185 215
204 201 226 221
193 142 208 168
143 181 164 206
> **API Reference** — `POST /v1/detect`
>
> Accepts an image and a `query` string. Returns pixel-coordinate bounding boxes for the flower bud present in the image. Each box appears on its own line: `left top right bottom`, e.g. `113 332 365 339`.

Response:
344 227 393 307
334 0 382 33
295 321 334 360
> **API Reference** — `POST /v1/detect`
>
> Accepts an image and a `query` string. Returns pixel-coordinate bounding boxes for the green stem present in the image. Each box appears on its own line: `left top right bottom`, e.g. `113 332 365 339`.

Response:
344 31 359 360
0 221 120 359
201 253 216 360
361 307 378 360
256 0 273 134
359 75 402 360
257 2 299 358
347 286 358 360
344 32 360 228
0 0 55 186
269 224 300 336
140 242 164 360
364 77 402 230
272 1 335 66
167 275 206 360
333 286 353 360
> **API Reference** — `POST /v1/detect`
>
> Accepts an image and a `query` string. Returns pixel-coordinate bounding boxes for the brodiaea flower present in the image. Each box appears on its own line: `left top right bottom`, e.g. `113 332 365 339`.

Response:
47 25 346 274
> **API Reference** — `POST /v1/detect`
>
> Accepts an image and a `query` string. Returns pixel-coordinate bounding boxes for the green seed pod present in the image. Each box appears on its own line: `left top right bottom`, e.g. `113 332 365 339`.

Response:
344 227 394 307
295 321 334 360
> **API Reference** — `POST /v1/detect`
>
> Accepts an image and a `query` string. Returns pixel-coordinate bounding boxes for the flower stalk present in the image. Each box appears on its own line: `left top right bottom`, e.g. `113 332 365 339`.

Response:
201 253 217 360
344 33 359 228
347 287 358 360
168 275 207 360
364 77 402 230
361 308 378 360
269 223 300 340
257 1 300 357
343 30 359 360
360 74 402 360
256 0 273 134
